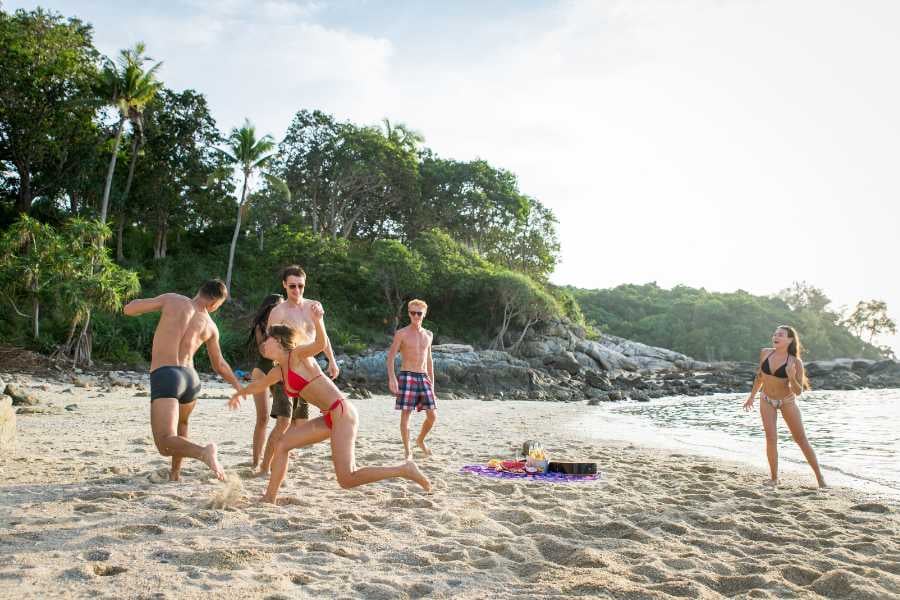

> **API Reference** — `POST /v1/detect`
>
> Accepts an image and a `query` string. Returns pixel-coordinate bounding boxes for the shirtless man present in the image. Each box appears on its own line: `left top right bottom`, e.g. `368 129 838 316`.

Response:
123 279 241 481
257 265 340 472
387 299 437 459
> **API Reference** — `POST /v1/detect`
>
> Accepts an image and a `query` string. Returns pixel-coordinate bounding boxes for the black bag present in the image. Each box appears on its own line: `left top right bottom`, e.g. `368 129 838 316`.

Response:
548 461 597 475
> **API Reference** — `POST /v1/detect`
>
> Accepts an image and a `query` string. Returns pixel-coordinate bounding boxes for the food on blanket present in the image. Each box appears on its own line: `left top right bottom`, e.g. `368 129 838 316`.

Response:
501 460 526 473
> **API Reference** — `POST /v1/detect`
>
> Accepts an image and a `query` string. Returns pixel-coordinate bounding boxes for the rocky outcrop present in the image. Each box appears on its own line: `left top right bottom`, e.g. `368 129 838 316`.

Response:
336 318 900 401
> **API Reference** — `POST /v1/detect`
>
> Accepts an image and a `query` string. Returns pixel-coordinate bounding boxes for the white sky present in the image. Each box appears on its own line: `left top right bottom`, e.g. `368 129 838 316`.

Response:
11 0 900 351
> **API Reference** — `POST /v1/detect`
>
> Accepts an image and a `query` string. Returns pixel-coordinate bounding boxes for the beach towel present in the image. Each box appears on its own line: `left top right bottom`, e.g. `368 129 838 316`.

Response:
461 464 603 483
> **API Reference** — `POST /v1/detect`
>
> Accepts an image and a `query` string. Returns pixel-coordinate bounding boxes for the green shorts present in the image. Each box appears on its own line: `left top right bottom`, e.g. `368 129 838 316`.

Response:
256 356 275 373
270 383 309 420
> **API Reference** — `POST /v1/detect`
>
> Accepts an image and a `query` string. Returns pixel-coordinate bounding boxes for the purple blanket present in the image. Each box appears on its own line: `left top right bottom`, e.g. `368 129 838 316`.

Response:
461 464 602 483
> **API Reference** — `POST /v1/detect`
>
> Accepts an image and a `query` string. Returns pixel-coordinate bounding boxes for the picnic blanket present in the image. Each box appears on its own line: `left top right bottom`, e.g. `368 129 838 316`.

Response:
461 464 603 483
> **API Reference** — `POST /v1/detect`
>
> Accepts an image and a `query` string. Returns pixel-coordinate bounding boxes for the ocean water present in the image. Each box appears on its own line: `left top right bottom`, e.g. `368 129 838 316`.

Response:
582 389 900 497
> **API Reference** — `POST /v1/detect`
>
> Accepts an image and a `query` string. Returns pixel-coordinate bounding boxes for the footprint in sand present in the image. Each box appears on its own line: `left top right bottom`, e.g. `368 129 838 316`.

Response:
116 524 163 539
850 502 890 514
147 468 170 484
92 565 127 577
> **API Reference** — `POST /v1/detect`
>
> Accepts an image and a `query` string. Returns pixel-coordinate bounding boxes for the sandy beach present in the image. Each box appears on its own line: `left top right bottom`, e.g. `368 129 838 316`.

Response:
1 374 899 599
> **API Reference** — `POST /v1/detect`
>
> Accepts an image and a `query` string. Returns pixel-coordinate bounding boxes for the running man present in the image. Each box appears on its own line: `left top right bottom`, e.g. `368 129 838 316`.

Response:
387 299 437 459
123 279 241 481
257 265 340 472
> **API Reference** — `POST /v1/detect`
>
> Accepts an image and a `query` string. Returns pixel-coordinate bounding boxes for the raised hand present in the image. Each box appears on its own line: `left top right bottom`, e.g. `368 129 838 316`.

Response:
310 301 325 320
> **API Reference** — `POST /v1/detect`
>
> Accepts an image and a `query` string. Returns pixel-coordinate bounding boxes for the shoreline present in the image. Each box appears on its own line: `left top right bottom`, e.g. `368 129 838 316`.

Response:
1 376 899 599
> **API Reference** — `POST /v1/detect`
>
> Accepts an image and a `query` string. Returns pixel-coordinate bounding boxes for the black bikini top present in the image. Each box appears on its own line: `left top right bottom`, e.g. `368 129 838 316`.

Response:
761 352 788 379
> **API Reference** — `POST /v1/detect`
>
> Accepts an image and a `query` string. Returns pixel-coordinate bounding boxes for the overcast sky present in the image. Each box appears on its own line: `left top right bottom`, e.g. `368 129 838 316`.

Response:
11 0 900 351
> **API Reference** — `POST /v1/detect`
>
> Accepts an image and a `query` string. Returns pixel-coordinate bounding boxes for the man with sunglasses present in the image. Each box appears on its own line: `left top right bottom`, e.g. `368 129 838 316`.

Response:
387 299 437 459
261 266 340 458
123 279 241 481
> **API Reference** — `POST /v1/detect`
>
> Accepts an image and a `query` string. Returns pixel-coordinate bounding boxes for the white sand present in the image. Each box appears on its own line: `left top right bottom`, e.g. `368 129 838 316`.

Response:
1 375 899 599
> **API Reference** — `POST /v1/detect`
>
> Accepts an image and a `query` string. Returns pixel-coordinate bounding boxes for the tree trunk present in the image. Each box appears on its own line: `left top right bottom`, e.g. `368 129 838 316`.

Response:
509 317 537 355
100 117 127 224
32 296 39 340
115 134 140 262
257 226 264 252
15 162 32 214
116 214 126 262
69 191 79 215
73 311 92 366
160 220 168 258
226 174 249 294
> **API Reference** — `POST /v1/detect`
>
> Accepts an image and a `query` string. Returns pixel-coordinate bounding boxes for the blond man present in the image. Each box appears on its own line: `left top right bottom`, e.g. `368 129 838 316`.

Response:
387 299 437 458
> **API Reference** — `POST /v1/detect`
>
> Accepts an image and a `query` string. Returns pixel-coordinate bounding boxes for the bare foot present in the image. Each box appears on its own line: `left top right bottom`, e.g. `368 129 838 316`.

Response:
817 477 827 488
169 470 181 482
404 450 413 460
416 439 432 458
252 468 269 478
763 478 779 487
404 460 431 492
259 494 277 505
200 443 225 481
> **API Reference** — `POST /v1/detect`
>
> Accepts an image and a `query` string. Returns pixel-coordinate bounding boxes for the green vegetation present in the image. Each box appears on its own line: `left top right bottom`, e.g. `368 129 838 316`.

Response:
0 6 570 369
0 7 889 369
569 282 894 362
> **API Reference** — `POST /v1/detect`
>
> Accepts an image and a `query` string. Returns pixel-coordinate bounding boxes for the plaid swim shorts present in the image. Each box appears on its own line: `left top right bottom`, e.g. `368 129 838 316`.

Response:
395 371 436 411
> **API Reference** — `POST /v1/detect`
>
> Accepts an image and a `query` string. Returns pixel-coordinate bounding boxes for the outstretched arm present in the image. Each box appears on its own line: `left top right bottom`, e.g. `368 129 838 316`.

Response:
206 326 241 391
743 350 767 410
230 367 283 410
123 295 165 316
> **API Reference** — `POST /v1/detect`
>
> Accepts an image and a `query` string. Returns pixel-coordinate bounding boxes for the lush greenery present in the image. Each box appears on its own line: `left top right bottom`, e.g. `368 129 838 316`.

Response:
0 7 890 369
0 7 570 369
570 282 894 362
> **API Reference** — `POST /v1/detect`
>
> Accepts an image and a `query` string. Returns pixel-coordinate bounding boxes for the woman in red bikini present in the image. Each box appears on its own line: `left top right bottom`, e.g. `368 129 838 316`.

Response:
229 302 431 503
743 325 826 488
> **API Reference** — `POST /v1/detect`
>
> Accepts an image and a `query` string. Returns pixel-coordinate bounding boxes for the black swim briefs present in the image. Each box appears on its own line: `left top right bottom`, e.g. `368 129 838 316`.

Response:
150 366 201 405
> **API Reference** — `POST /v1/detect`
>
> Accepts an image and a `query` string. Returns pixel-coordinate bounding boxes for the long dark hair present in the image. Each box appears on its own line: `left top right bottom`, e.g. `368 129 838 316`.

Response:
778 325 811 390
247 294 283 352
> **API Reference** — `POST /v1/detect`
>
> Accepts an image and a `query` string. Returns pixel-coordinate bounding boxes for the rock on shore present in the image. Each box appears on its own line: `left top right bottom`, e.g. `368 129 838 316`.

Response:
336 320 900 401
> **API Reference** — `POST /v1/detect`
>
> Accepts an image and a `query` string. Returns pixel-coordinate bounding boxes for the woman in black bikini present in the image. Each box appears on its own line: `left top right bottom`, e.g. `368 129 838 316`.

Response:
230 302 431 503
247 293 284 470
743 326 826 487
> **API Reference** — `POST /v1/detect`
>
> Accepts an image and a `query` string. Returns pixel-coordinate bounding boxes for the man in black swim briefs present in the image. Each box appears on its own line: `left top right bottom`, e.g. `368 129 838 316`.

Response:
124 279 241 481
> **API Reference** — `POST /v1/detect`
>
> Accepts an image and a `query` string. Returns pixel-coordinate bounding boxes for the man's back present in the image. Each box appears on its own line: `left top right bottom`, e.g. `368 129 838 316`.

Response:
150 294 214 371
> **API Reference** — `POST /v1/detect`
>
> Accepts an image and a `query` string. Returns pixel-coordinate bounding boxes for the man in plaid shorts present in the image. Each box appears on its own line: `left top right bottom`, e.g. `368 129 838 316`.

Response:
387 299 437 459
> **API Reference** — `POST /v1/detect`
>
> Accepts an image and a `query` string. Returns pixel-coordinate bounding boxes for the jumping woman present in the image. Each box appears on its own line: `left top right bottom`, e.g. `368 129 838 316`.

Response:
743 325 826 488
247 293 284 471
229 302 431 503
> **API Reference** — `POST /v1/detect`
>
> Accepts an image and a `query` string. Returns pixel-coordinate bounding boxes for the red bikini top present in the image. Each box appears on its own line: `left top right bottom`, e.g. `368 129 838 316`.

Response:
280 348 322 397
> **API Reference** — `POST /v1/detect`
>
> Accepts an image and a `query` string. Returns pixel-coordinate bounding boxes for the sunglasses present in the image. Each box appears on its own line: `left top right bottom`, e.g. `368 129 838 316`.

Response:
287 283 304 290
409 311 424 317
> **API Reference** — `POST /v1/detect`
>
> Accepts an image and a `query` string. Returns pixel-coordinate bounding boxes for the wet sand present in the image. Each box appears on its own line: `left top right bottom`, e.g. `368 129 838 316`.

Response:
1 374 899 599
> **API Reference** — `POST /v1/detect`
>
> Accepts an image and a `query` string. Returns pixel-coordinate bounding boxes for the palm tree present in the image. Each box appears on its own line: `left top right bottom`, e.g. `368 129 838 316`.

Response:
220 119 280 294
98 42 163 224
381 117 425 151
